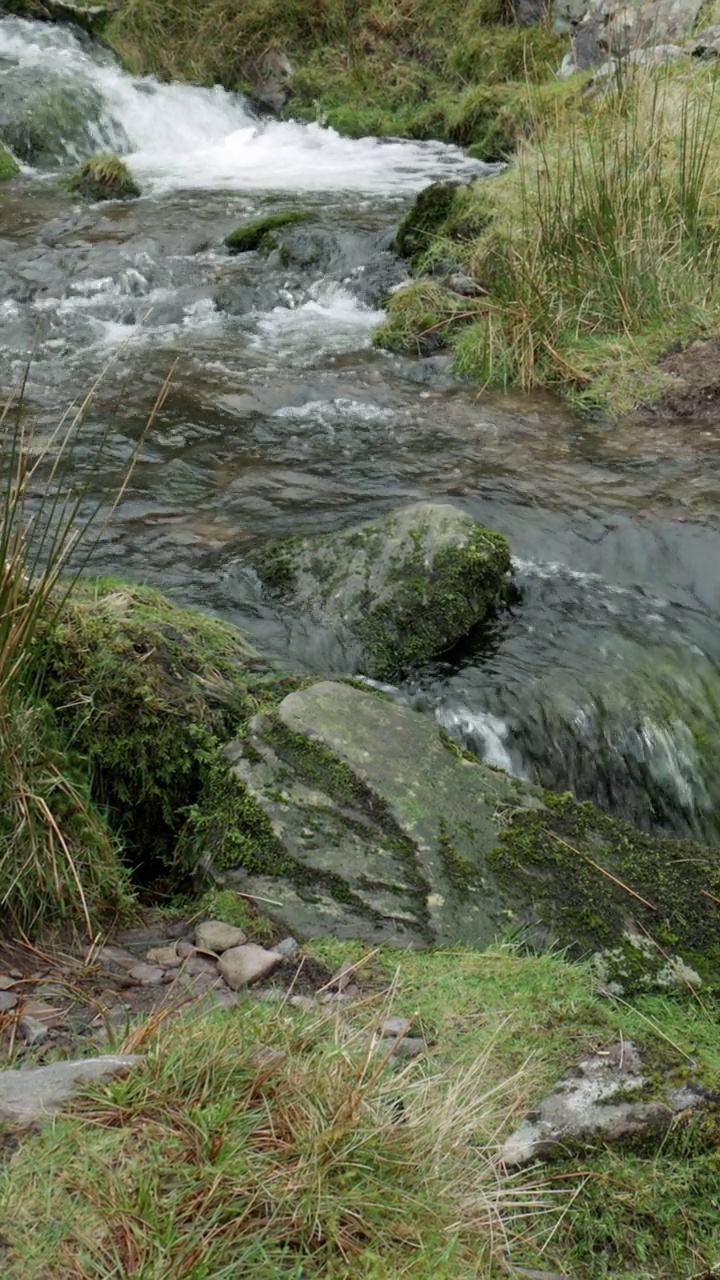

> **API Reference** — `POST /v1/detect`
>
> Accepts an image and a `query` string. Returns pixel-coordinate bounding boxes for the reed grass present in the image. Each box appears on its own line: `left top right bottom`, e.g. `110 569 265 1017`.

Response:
0 364 170 933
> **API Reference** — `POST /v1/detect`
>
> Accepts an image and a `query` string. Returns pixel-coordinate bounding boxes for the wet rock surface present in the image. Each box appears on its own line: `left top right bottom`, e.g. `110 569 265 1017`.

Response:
248 501 512 678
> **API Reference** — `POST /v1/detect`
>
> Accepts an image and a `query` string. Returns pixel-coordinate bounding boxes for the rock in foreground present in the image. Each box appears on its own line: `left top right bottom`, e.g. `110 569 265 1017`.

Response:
65 154 140 201
249 502 512 678
201 681 720 983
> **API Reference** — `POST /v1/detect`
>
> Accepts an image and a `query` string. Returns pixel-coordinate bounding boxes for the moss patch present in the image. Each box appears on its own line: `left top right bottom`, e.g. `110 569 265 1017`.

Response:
225 210 312 253
0 141 20 180
64 155 141 201
490 792 720 986
39 580 302 876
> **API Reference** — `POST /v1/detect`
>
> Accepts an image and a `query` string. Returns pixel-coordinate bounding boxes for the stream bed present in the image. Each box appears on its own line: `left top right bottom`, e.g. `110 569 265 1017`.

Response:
2 15 720 845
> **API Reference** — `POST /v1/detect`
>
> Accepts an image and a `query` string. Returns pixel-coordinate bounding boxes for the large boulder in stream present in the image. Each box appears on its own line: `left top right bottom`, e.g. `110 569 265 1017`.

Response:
249 502 512 678
198 680 720 989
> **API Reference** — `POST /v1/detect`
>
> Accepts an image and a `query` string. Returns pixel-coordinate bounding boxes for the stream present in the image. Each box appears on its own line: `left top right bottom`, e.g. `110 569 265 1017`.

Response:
2 15 720 847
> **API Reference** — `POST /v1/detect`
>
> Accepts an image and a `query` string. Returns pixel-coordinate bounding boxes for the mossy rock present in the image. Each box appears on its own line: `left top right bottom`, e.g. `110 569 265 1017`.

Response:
205 680 720 983
0 77 107 169
0 142 20 180
394 182 465 267
65 155 141 201
225 211 312 254
38 580 303 872
248 501 512 679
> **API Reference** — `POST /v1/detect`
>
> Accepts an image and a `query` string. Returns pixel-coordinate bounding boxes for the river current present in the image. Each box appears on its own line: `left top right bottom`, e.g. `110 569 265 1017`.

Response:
2 15 720 845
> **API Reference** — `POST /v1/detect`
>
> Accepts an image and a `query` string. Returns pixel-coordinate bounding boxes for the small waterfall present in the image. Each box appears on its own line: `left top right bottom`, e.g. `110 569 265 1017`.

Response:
0 16 485 192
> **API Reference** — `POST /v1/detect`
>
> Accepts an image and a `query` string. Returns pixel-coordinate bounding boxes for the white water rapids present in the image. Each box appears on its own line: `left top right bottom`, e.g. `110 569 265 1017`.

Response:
0 16 484 193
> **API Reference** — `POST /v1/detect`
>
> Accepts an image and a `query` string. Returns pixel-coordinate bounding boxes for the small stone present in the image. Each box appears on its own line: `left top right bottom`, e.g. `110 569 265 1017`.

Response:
0 975 17 991
392 1039 425 1059
165 920 195 939
274 936 298 958
146 945 182 968
176 940 195 958
18 1015 49 1046
218 944 283 990
326 961 356 992
289 994 317 1012
183 956 219 978
0 991 18 1012
379 1016 412 1039
95 945 140 973
127 964 164 987
195 921 248 953
21 1000 61 1023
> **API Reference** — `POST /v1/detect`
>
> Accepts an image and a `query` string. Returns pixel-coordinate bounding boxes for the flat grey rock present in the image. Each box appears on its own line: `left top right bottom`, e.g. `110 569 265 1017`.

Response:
127 964 165 986
0 1055 142 1126
194 921 248 953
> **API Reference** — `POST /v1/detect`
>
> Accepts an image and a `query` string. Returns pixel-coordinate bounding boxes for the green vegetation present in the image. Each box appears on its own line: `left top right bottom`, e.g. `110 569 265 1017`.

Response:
380 66 720 415
0 141 19 179
225 210 312 253
101 0 568 152
3 944 720 1278
64 154 141 201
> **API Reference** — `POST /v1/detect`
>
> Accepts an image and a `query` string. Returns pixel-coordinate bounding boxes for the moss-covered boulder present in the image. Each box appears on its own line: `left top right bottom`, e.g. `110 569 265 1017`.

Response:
0 142 20 180
65 154 140 201
0 76 109 169
202 680 720 986
225 211 312 254
39 581 302 870
248 502 512 679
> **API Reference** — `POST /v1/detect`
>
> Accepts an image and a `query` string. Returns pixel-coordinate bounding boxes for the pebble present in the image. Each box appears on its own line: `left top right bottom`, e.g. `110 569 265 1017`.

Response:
0 991 18 1012
176 940 196 959
18 1015 49 1046
274 936 298 958
127 964 165 987
96 945 140 973
194 921 248 953
379 1016 413 1039
0 975 17 991
146 945 182 968
218 944 284 990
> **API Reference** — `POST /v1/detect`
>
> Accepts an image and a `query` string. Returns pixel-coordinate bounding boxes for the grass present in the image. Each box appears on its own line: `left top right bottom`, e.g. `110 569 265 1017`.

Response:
2 942 720 1277
100 0 568 152
380 64 720 415
0 366 173 933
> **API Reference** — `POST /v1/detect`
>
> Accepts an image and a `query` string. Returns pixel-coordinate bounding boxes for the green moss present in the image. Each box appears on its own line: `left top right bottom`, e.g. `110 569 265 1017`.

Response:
64 155 141 201
224 210 312 254
0 141 19 180
38 580 301 875
394 182 464 266
490 792 720 986
355 532 512 677
374 279 486 356
437 817 483 894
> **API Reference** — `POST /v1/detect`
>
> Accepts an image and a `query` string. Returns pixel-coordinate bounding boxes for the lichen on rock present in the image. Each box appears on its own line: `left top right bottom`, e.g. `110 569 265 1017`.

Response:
248 501 513 679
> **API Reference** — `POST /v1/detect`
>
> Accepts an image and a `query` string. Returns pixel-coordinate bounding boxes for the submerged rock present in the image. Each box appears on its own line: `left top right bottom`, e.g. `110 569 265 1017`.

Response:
0 73 119 168
249 502 512 678
65 154 140 201
200 680 720 981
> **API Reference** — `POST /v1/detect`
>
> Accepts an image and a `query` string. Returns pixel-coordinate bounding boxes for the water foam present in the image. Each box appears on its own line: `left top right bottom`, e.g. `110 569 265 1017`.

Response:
0 17 486 195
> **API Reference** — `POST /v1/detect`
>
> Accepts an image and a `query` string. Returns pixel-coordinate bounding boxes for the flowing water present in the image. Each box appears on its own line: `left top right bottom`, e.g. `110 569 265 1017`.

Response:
2 15 720 845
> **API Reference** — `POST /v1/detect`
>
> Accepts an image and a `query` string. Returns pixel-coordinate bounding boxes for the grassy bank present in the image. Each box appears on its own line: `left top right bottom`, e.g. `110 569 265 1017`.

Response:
2 937 720 1278
379 64 720 416
97 0 568 157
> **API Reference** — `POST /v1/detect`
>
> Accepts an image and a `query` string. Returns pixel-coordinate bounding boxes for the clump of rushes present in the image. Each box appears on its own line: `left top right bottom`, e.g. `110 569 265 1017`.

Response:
382 67 720 416
0 364 171 933
65 154 140 201
0 999 551 1278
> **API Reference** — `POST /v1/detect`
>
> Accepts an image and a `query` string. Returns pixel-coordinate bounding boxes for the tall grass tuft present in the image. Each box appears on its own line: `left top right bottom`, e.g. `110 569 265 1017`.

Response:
0 365 169 934
0 1001 555 1278
451 67 720 411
